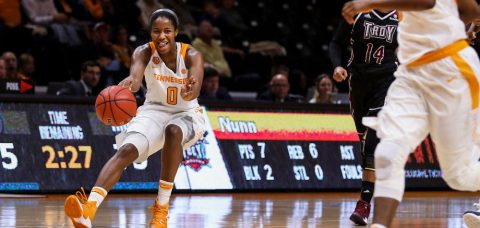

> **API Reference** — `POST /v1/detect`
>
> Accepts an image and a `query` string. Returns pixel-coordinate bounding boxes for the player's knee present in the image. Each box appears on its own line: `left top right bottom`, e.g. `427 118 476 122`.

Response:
116 143 140 164
375 140 408 181
165 124 183 141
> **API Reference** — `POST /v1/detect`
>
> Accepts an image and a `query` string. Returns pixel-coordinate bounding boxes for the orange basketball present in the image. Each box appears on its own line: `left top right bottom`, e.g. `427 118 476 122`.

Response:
95 85 137 126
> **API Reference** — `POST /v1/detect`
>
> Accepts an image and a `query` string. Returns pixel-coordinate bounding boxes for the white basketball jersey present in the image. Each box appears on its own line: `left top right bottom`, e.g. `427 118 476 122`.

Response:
142 42 200 112
397 0 467 64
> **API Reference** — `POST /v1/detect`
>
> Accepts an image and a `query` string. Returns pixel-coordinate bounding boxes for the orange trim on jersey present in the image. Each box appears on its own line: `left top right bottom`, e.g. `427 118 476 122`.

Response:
451 53 479 109
149 42 156 56
180 43 188 61
407 40 469 67
91 187 107 198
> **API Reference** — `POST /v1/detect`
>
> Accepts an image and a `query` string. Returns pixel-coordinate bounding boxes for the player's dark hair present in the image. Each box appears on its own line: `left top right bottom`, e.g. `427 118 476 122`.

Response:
149 9 179 30
81 61 101 73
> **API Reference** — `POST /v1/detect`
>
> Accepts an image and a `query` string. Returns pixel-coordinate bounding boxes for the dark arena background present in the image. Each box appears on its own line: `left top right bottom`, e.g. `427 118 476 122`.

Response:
0 0 478 227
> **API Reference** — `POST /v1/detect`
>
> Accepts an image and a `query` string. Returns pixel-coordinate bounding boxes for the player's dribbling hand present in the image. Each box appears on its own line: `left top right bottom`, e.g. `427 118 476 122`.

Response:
342 0 373 24
333 66 348 82
119 76 140 92
181 76 197 101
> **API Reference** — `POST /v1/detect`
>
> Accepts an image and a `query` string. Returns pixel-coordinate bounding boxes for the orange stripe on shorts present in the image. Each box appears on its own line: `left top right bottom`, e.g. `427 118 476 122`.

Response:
451 53 480 109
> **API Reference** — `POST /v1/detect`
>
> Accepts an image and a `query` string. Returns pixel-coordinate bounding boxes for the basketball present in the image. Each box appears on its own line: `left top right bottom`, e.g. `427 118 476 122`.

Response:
95 85 137 126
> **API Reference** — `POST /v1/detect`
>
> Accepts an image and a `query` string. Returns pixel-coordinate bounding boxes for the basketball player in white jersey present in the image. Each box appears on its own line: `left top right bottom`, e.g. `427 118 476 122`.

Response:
343 0 480 227
64 9 205 228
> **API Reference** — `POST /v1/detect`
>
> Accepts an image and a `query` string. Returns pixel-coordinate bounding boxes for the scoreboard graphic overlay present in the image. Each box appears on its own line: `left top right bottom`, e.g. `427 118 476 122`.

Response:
0 99 446 192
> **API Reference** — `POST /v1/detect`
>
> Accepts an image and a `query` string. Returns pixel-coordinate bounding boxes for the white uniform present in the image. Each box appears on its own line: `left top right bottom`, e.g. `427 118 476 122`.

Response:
116 42 206 163
363 0 480 201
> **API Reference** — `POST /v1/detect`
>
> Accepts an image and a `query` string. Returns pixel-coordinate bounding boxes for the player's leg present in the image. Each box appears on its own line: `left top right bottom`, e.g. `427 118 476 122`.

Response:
354 74 396 223
347 72 376 225
64 134 145 228
150 109 205 228
64 113 162 228
424 49 480 227
362 71 429 227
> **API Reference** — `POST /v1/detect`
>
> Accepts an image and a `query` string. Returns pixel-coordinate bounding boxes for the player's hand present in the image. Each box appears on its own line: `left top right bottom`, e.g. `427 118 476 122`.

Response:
119 76 140 92
342 0 372 24
181 76 197 101
333 66 349 82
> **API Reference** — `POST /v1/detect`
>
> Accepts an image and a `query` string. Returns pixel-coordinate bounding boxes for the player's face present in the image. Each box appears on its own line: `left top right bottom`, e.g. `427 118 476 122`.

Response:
82 66 101 88
151 17 178 55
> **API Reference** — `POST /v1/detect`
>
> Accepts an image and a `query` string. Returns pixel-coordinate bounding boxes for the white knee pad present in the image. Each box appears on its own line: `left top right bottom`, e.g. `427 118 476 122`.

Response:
375 140 409 180
121 132 149 163
374 140 410 202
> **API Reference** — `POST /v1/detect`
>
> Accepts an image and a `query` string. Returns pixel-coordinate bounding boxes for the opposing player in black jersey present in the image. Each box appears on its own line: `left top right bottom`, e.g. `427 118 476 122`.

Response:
329 9 399 226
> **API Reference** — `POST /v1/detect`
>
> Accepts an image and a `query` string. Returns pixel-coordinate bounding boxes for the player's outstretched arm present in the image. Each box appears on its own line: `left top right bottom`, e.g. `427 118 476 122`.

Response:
342 0 435 24
119 44 150 92
182 45 204 101
458 0 480 24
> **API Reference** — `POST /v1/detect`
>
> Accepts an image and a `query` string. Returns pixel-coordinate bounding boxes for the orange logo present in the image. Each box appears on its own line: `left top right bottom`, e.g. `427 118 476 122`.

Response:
153 57 160 64
181 69 187 75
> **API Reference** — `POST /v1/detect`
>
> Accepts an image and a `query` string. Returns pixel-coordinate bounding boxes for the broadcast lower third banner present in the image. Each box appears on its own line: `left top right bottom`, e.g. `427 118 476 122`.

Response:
0 102 447 192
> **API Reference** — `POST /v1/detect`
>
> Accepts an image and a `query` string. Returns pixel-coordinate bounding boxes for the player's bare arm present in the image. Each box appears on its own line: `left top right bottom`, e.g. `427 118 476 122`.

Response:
342 0 435 24
458 0 480 23
182 45 204 101
119 44 150 92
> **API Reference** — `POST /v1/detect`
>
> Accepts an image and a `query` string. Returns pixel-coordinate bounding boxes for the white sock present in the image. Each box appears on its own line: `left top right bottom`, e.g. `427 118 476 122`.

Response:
88 186 108 207
157 180 174 206
371 224 387 228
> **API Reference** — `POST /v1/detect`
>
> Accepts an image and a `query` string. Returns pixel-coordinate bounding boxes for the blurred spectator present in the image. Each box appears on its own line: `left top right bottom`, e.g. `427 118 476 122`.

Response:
136 0 164 30
289 69 308 97
22 0 82 46
0 0 21 28
57 60 101 96
256 74 304 103
271 64 290 78
199 67 232 100
192 20 232 78
0 59 6 79
1 52 22 79
218 0 248 46
18 53 35 80
83 0 103 21
309 74 336 104
162 0 197 42
112 25 133 69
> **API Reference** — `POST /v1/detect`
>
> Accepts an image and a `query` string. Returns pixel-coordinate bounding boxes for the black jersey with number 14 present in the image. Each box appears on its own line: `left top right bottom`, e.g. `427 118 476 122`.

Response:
348 10 399 75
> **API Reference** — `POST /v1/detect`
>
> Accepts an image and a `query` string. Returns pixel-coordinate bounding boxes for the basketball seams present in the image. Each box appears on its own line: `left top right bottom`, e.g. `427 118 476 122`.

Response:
100 90 108 122
95 99 136 107
108 86 118 125
96 86 136 126
113 87 132 123
112 101 134 119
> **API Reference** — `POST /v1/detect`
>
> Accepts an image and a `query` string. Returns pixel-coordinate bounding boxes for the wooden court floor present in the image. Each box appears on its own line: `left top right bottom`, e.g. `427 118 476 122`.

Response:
0 191 478 227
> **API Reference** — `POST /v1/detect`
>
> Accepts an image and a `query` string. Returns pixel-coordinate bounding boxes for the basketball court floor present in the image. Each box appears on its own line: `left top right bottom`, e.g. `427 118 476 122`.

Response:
0 191 477 227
